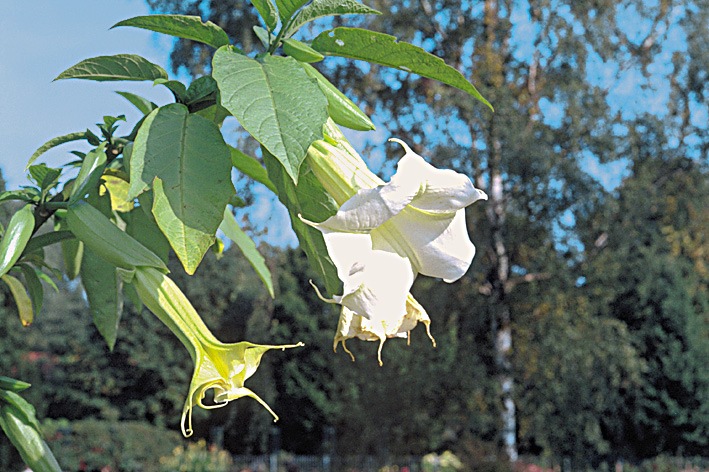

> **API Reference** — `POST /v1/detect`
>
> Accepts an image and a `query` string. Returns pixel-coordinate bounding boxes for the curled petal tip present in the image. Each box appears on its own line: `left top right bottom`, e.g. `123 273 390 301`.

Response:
388 137 413 154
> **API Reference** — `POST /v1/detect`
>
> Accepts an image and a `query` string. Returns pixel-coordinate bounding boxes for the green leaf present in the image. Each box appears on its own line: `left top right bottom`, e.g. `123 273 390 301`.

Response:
0 376 31 393
28 164 61 193
302 63 375 131
154 78 187 102
26 131 87 169
251 0 278 31
117 91 157 115
282 38 324 62
80 247 123 351
54 54 168 82
69 143 108 204
0 399 62 472
23 231 73 254
112 15 230 49
0 391 41 431
311 27 493 110
230 147 277 193
1 274 33 326
288 0 381 36
253 26 275 49
129 104 234 274
54 218 84 280
184 75 218 105
219 208 274 298
0 190 39 205
0 205 35 278
263 148 342 295
194 102 231 126
124 207 171 265
212 47 328 183
19 265 43 318
276 0 309 21
100 175 133 213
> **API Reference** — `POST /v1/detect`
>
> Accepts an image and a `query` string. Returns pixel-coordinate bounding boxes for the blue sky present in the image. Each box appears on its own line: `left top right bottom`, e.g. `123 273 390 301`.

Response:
0 0 173 189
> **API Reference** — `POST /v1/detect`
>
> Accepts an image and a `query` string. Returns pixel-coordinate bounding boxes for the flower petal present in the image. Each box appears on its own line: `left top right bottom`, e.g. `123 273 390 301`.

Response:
389 138 488 213
333 293 436 365
374 208 474 282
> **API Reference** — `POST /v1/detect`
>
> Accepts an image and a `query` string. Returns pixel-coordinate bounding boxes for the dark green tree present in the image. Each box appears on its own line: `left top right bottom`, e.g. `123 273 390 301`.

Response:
579 116 708 458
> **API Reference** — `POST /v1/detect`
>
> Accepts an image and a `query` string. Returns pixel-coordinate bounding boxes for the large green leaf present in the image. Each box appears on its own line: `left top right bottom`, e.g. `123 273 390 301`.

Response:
129 104 234 274
112 15 230 49
26 131 87 169
312 27 493 110
263 148 341 295
212 47 328 183
80 247 123 351
219 208 274 298
251 0 278 31
276 0 309 21
288 0 380 36
54 54 168 82
230 147 277 193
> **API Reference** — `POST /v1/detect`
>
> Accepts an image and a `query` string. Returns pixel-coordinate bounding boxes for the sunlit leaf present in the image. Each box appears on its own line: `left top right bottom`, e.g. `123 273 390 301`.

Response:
112 15 230 49
54 54 168 82
213 47 328 183
312 27 492 110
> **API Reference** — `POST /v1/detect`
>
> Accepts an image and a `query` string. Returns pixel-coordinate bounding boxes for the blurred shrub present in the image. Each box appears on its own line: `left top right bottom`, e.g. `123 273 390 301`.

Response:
159 438 233 472
422 451 464 472
43 418 182 471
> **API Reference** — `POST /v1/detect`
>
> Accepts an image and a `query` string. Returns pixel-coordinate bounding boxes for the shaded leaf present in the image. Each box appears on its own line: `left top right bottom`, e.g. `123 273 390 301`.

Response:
124 207 171 265
264 148 341 295
24 230 74 254
19 265 43 317
230 147 277 193
154 78 187 101
220 208 274 297
1 274 33 326
80 247 123 351
184 75 218 104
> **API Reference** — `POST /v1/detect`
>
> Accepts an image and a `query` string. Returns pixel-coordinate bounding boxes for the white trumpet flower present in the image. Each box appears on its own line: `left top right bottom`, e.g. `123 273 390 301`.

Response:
303 122 487 362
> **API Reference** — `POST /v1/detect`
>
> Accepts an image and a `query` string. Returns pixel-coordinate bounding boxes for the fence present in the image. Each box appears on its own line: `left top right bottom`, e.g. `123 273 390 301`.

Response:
232 454 424 472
